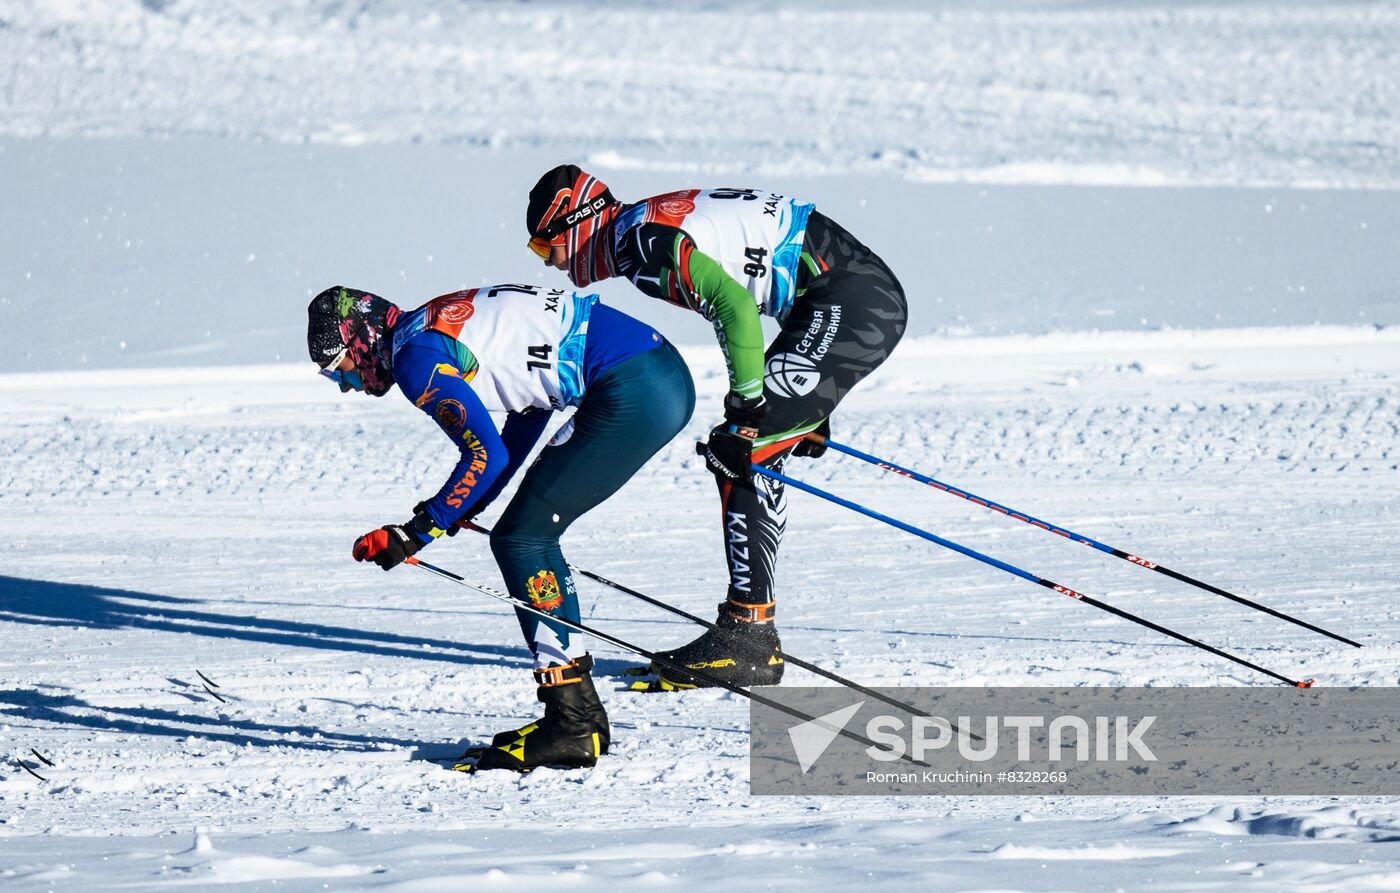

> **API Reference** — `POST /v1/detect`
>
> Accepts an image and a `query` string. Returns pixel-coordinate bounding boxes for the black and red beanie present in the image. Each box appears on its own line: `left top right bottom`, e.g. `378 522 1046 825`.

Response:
526 164 617 241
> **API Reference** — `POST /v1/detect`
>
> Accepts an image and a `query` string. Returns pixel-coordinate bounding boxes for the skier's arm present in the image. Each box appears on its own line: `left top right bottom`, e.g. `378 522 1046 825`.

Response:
689 249 766 401
617 222 765 401
417 372 509 538
462 409 551 517
394 340 511 542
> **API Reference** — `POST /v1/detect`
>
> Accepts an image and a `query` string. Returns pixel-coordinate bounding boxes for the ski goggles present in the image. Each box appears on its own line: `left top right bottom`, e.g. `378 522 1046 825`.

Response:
528 188 616 259
318 346 363 392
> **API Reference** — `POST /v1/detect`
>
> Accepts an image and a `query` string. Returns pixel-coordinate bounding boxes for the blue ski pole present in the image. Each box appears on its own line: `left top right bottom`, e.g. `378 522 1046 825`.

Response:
753 464 1314 688
806 435 1359 649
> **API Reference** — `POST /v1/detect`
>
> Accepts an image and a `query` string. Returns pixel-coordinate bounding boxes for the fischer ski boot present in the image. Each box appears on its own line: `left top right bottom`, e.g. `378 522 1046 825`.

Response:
454 656 609 773
486 655 610 755
633 597 784 692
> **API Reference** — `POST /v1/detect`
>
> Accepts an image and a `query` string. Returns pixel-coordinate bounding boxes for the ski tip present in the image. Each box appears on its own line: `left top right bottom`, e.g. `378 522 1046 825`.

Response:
628 677 698 693
1296 679 1316 688
446 746 487 774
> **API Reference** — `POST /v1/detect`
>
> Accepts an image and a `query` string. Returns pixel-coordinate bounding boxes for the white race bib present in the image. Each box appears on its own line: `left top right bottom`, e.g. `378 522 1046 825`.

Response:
618 187 814 319
395 284 596 412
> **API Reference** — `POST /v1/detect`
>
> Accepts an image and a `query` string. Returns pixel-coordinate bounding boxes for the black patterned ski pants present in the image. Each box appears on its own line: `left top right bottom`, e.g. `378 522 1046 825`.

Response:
717 215 907 607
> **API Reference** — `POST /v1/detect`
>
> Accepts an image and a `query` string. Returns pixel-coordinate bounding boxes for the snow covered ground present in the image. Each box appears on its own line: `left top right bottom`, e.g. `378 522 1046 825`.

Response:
3 329 1398 890
4 0 1400 374
3 0 1400 889
4 0 1399 187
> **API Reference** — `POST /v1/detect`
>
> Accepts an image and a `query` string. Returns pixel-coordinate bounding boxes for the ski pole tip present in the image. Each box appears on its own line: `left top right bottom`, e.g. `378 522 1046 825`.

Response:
1296 678 1315 688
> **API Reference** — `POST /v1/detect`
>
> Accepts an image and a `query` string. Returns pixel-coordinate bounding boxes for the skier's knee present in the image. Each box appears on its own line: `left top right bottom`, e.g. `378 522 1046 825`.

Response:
489 522 553 564
489 525 521 563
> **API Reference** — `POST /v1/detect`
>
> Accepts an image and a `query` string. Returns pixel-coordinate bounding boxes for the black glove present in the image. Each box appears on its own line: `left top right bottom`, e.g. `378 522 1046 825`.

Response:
793 417 831 459
702 393 766 483
413 501 479 537
352 524 423 571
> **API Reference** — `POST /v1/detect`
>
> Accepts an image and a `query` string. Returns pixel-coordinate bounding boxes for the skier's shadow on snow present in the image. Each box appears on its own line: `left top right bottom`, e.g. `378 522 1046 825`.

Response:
0 686 427 752
0 574 530 669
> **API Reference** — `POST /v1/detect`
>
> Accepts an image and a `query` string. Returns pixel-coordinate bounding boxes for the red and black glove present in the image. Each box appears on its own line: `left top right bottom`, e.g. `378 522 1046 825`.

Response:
702 392 766 483
352 524 423 571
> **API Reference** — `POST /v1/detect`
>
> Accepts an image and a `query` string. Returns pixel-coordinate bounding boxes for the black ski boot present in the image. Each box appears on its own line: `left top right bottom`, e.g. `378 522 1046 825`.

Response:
638 597 784 691
455 657 609 773
487 654 610 755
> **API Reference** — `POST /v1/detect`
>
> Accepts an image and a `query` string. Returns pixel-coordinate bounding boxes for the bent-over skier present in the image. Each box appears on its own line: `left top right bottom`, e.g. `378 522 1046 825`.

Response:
307 283 694 770
524 166 907 691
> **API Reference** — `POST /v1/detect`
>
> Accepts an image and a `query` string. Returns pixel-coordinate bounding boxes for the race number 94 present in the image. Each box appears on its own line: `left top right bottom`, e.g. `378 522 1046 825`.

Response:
744 246 768 278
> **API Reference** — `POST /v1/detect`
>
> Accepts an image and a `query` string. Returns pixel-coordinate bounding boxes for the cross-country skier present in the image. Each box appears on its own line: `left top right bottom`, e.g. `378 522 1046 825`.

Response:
524 166 907 691
307 283 694 770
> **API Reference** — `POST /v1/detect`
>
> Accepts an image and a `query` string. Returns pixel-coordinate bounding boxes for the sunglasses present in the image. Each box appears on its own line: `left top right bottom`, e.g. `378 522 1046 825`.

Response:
527 235 555 260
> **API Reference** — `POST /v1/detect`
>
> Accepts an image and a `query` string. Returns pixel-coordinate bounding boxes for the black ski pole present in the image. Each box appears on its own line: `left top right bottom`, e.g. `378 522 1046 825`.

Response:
405 556 933 767
753 466 1315 688
458 523 970 736
809 434 1360 648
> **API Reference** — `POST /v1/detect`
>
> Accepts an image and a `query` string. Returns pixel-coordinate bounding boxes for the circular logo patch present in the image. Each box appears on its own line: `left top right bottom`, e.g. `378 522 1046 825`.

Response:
435 296 475 326
657 198 696 219
765 352 821 399
434 399 467 436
